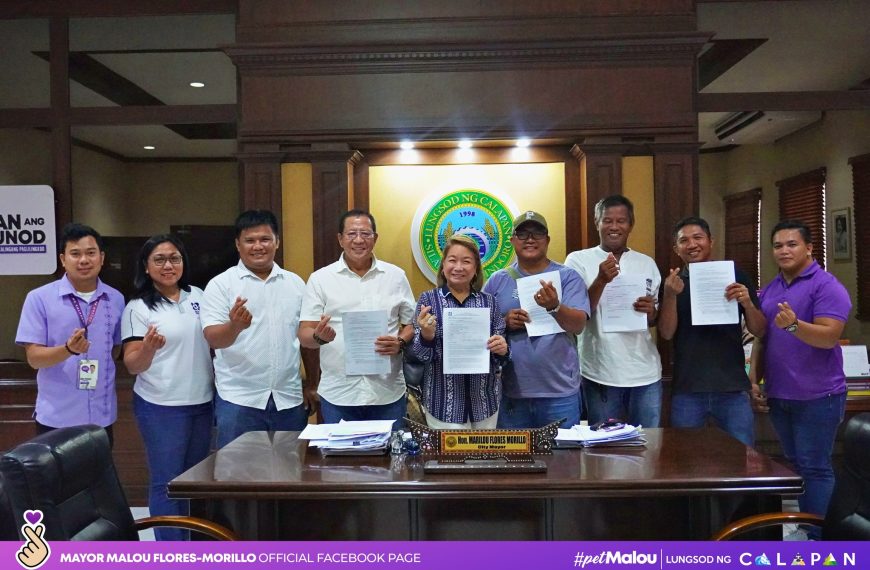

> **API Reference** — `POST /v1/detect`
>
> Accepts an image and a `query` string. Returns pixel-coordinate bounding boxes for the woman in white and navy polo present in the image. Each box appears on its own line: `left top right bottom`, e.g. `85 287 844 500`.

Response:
122 234 214 541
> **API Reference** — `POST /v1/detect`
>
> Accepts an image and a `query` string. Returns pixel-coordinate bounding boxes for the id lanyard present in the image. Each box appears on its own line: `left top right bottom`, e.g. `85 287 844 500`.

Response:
69 295 101 357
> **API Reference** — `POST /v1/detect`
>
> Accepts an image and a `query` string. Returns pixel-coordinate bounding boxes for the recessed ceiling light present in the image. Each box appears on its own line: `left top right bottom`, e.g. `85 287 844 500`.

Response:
143 145 155 150
458 139 473 149
516 138 531 148
400 140 414 150
189 82 205 88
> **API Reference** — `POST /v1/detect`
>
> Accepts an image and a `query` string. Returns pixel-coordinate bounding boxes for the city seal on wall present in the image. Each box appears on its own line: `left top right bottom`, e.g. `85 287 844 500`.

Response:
411 189 519 284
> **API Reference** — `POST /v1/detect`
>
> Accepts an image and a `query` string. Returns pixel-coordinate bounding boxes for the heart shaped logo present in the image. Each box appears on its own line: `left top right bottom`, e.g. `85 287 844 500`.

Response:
24 510 42 526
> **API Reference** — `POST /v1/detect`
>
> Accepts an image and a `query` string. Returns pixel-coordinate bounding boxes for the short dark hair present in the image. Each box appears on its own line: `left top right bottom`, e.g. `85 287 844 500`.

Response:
672 216 712 242
339 209 377 234
58 223 104 253
771 219 812 245
594 195 635 226
235 210 279 238
132 234 192 310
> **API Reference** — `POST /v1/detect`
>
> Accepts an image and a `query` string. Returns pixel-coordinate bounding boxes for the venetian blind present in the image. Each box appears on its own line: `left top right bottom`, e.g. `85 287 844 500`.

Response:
724 188 761 288
850 153 870 320
777 167 826 269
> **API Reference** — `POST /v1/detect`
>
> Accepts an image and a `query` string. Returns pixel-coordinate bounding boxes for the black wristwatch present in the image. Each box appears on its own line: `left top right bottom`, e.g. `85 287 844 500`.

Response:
783 319 798 334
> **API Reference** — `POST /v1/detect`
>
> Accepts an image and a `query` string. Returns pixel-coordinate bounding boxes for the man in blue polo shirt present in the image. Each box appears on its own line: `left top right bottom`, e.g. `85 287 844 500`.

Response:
483 211 590 428
16 223 124 445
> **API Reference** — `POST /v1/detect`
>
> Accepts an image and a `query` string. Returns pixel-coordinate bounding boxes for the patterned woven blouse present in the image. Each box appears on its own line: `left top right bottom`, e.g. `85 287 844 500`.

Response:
408 286 509 423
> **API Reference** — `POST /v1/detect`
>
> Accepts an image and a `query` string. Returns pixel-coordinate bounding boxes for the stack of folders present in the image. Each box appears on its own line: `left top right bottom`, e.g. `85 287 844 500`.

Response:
299 419 395 456
555 424 646 448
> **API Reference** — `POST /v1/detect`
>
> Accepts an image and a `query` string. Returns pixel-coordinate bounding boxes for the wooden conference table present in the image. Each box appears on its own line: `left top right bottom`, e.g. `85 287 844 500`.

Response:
169 427 802 541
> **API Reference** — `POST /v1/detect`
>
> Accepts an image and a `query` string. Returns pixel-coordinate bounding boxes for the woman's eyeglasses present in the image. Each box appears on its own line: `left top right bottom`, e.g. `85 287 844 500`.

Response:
150 255 183 266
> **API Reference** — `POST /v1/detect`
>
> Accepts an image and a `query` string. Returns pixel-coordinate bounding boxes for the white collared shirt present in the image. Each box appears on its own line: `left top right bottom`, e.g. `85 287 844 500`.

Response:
200 261 306 410
300 254 415 406
564 246 662 387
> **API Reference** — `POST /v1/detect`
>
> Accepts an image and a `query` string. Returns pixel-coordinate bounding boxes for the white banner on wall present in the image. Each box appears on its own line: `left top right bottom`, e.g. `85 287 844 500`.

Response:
0 185 57 275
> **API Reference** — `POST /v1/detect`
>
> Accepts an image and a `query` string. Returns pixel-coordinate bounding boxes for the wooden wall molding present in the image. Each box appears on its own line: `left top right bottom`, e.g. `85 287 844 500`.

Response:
237 1 696 46
227 35 709 76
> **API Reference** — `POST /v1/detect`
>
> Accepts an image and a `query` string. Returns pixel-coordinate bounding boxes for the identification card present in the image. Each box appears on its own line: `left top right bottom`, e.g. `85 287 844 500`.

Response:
78 359 98 390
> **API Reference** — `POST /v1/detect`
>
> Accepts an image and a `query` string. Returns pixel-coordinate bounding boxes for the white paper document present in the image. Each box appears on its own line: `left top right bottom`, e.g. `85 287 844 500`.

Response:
443 307 490 374
342 309 390 376
599 273 647 332
842 345 870 377
689 261 738 326
517 270 564 337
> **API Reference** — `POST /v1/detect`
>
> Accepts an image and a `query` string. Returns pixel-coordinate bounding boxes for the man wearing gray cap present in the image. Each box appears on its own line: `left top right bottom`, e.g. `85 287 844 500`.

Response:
482 211 590 428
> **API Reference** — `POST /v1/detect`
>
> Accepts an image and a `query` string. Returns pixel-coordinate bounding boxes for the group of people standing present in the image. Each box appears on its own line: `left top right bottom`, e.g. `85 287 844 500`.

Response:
15 196 850 541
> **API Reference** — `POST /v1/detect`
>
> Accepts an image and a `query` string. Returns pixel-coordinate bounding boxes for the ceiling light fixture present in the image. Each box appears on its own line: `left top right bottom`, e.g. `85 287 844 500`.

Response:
400 140 414 150
516 138 531 148
458 139 473 149
143 145 155 150
189 82 205 88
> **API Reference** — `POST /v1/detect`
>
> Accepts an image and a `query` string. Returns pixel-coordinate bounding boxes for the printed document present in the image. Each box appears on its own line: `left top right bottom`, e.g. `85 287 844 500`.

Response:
689 261 738 326
342 309 390 375
443 307 490 374
517 270 564 337
600 273 647 332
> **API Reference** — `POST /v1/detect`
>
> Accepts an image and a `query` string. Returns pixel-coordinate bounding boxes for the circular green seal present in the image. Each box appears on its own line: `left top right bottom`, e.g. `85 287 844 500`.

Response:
411 189 518 284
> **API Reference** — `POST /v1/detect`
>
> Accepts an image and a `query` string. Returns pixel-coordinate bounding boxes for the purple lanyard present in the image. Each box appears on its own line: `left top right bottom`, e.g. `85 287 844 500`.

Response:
69 295 101 337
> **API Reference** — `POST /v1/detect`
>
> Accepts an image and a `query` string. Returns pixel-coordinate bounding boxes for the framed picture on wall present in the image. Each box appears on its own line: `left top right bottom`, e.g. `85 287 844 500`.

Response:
831 207 852 261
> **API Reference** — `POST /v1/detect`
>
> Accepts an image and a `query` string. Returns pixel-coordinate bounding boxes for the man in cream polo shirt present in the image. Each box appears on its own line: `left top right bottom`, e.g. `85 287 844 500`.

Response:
299 209 415 425
564 195 663 427
201 210 313 448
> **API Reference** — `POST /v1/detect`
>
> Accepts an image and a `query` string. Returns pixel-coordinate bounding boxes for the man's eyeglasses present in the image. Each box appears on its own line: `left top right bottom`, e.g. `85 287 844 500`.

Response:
343 231 375 240
513 230 548 241
150 255 183 266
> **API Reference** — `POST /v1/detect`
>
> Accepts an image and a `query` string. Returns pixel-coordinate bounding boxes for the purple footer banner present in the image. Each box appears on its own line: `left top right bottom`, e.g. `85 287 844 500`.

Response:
2 541 868 570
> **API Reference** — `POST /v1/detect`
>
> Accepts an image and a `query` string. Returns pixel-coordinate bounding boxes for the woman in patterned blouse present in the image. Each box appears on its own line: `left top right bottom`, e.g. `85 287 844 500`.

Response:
408 234 509 428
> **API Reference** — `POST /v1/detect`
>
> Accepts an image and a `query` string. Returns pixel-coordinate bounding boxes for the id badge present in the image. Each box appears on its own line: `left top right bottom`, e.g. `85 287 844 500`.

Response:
78 359 98 390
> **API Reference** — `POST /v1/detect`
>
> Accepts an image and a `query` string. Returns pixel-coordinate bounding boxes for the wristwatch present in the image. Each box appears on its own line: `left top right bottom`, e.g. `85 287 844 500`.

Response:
397 336 407 352
312 332 330 345
783 319 798 333
546 303 561 315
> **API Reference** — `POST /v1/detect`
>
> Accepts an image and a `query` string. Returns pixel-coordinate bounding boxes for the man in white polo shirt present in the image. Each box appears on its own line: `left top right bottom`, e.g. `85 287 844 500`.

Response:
298 209 415 425
201 210 313 447
564 195 663 427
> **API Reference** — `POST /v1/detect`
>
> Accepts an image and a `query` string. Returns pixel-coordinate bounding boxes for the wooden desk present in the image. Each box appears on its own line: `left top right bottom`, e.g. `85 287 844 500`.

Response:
170 427 801 541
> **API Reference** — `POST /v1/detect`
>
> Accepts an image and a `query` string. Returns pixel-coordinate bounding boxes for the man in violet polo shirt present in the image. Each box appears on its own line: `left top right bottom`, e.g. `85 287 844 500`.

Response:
756 219 851 539
16 223 124 446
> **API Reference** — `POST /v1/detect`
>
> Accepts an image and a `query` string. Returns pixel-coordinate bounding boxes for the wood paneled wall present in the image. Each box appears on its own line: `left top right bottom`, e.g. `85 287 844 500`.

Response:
229 0 704 273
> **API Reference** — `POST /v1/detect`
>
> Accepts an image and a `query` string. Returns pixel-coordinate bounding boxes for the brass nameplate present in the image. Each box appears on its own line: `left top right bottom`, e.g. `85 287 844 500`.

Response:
440 430 531 454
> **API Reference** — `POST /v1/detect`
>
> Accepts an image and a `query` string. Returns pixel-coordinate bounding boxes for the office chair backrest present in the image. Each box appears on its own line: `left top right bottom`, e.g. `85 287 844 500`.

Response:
0 472 21 540
0 425 138 541
823 412 870 540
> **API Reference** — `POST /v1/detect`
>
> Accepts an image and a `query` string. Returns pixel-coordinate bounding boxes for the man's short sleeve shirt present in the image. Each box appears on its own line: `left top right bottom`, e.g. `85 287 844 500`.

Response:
300 254 416 406
201 261 306 410
482 260 589 398
16 275 124 428
564 246 662 387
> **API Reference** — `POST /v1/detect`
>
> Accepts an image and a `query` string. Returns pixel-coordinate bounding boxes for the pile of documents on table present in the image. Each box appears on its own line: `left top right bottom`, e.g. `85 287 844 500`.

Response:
299 419 395 455
555 423 646 448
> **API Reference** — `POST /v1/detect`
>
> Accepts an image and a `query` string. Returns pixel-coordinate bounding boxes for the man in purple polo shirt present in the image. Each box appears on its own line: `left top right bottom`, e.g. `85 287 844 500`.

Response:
16 223 124 446
757 219 851 540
